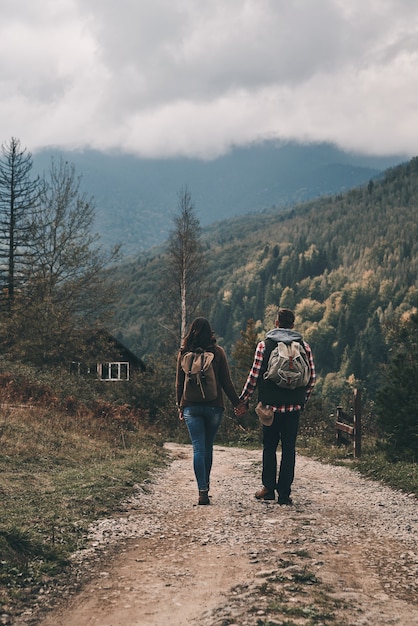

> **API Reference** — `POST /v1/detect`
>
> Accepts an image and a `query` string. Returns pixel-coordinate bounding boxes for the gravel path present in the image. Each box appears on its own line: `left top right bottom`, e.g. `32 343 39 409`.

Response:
18 442 418 626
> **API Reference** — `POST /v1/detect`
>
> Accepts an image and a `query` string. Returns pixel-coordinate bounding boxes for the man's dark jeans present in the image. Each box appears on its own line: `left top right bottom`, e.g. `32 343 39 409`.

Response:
261 409 300 498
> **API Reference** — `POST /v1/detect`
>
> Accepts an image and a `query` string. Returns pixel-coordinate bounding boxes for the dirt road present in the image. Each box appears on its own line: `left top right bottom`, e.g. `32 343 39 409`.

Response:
21 443 418 626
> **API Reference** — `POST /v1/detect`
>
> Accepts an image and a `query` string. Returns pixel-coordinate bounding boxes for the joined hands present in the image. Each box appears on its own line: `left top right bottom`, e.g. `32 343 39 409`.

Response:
234 402 247 418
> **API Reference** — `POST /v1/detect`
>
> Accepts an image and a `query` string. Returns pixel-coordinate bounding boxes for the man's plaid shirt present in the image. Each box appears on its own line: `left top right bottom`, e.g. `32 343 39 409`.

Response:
240 339 316 413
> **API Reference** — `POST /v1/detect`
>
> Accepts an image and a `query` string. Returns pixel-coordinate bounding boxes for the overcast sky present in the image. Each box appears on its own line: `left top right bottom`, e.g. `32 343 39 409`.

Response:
1 0 417 159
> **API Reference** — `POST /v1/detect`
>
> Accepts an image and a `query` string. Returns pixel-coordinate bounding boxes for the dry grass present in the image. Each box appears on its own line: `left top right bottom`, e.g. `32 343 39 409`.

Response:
0 392 167 620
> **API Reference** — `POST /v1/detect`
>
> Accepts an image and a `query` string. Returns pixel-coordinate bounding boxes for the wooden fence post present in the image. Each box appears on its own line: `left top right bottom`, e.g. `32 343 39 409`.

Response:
353 388 362 458
336 406 343 445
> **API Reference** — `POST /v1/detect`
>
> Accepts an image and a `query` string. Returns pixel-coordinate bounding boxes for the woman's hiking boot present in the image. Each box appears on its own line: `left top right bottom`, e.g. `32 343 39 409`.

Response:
198 489 210 505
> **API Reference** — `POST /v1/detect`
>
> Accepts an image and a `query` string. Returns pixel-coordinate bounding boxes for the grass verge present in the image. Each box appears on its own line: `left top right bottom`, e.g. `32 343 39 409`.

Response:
0 403 167 621
298 436 418 498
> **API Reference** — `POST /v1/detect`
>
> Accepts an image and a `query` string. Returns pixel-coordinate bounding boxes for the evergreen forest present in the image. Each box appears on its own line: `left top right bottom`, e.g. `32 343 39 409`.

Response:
115 157 418 409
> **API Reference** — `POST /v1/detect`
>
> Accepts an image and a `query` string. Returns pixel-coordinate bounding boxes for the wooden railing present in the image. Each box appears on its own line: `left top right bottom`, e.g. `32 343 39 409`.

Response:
335 389 362 458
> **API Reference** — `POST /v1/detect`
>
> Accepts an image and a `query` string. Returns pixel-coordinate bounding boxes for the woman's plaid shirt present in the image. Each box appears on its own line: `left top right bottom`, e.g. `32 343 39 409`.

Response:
240 339 316 413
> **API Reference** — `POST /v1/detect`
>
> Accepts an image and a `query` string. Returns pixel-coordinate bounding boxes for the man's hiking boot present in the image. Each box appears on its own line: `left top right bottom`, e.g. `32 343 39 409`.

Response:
278 495 293 506
198 489 210 505
255 486 276 501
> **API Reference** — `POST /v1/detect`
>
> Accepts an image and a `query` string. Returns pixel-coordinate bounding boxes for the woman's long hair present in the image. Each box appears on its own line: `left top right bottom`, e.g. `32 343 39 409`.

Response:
181 317 217 353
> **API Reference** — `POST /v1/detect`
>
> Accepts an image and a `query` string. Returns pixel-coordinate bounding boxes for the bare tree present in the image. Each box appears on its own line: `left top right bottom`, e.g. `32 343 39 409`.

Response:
5 157 121 365
160 187 206 345
0 137 43 312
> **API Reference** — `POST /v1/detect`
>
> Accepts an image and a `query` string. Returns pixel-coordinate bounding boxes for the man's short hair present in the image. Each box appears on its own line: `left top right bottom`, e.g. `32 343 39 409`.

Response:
278 308 295 328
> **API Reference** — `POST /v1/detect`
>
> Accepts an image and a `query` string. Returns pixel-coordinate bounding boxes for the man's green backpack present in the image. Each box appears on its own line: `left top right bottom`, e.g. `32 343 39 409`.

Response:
181 348 217 402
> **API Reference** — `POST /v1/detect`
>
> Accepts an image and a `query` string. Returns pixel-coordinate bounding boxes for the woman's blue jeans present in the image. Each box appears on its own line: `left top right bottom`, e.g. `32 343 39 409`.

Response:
183 406 223 491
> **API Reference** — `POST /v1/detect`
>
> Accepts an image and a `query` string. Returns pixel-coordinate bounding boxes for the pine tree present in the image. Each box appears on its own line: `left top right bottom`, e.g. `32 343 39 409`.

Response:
232 318 259 388
0 138 43 312
376 311 418 459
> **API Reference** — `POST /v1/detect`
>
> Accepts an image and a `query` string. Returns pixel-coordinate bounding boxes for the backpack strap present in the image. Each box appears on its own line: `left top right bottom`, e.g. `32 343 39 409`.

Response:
185 352 194 378
258 337 277 383
199 351 205 379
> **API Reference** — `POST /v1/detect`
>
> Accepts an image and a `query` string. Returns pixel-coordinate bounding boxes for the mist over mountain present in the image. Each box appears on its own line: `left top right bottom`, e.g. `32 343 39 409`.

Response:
33 141 406 258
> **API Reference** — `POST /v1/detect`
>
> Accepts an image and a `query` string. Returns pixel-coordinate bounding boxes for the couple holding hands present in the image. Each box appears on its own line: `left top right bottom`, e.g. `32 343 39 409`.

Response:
176 309 316 506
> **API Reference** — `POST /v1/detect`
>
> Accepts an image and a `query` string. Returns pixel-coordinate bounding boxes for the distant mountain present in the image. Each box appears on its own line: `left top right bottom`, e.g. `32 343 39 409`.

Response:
33 141 407 258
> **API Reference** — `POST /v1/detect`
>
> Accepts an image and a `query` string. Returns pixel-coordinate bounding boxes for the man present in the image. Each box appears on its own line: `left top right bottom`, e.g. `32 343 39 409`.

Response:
239 308 316 505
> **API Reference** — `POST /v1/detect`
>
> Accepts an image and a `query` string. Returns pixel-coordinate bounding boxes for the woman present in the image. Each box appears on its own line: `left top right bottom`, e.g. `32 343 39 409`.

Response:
176 317 245 505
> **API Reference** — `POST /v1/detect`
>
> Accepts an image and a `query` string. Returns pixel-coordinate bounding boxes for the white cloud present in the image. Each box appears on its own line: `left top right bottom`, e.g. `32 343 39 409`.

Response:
1 0 417 158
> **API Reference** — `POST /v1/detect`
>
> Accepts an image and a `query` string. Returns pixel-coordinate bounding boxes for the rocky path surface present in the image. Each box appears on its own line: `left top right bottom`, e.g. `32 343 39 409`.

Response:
18 443 418 626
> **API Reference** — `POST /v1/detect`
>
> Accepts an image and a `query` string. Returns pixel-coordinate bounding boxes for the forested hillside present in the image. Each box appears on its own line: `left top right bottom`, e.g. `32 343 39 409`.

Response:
114 157 418 400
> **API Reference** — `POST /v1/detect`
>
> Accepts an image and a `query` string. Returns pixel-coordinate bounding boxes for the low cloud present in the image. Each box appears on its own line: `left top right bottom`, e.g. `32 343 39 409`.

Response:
1 0 417 158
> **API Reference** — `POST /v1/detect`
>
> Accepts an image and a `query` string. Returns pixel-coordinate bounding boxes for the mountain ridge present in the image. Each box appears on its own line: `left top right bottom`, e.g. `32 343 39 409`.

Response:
32 140 406 257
